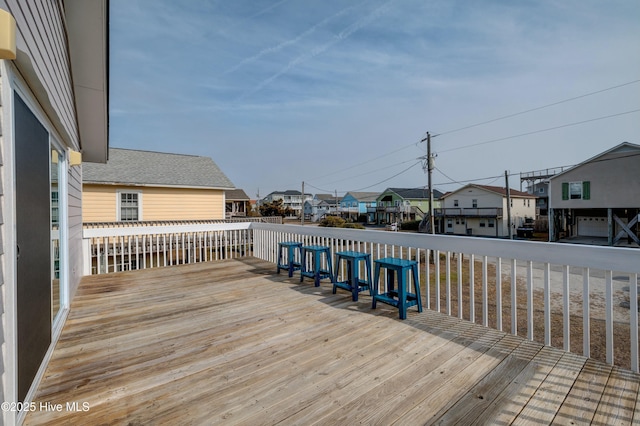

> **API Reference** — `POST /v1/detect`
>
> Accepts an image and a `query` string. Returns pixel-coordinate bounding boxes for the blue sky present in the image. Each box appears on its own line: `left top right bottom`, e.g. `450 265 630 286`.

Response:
110 0 640 198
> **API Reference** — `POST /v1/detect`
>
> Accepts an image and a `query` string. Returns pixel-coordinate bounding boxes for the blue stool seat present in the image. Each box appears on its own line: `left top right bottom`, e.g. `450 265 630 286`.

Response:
372 257 422 320
300 245 333 287
333 251 372 301
277 241 302 277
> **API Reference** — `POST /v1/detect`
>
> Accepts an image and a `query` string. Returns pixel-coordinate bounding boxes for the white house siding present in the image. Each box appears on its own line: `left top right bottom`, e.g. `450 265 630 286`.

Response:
504 197 536 236
2 0 80 151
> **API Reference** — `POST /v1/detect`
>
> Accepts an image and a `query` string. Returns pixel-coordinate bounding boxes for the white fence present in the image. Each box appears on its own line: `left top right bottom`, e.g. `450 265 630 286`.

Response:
252 223 639 373
83 221 639 373
82 222 253 275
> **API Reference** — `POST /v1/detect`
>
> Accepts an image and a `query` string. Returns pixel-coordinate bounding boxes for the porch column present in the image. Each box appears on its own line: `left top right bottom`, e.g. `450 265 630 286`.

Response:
549 208 554 241
608 208 613 246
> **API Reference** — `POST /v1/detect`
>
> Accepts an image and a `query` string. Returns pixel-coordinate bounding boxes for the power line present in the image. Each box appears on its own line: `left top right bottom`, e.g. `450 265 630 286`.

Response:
350 161 421 191
312 158 419 187
305 139 421 183
434 79 640 137
307 160 421 193
438 109 640 154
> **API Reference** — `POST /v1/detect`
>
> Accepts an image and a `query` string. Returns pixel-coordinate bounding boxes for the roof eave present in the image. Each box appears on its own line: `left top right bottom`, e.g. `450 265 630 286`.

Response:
64 0 109 164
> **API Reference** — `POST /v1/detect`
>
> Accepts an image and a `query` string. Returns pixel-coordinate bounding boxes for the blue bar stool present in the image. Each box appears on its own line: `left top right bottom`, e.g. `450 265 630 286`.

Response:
333 251 372 301
276 241 302 277
372 257 422 320
300 245 333 287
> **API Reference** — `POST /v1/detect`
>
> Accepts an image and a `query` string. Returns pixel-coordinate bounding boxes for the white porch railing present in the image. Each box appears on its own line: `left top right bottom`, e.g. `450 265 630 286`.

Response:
82 221 639 373
252 223 640 373
82 222 253 275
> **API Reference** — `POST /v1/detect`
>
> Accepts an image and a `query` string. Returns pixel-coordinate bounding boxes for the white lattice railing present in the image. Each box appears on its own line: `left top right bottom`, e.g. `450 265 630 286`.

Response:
83 221 639 373
82 222 253 275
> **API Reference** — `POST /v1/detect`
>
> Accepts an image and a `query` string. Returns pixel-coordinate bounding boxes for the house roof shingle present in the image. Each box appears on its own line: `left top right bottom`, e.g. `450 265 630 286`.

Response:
384 188 444 200
226 189 250 200
83 148 235 189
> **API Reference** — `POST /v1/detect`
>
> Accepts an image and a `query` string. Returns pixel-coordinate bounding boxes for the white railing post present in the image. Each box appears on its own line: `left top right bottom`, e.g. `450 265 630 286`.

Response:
544 263 551 346
605 270 614 365
583 268 591 359
510 258 517 335
631 273 638 373
562 265 570 351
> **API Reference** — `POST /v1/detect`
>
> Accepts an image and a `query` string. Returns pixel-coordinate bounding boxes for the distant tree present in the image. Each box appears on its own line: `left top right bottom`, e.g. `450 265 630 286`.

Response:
259 199 294 217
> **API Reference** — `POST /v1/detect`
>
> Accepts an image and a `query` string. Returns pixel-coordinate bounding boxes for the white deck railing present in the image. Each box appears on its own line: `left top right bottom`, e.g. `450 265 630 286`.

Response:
82 221 639 373
252 223 640 373
82 222 253 275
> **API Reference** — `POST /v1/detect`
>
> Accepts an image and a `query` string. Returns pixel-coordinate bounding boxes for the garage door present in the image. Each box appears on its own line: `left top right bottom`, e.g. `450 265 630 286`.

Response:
577 216 608 237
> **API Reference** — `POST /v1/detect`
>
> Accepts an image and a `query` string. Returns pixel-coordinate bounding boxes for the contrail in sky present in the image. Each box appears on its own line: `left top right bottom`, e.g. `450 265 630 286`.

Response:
238 0 397 100
225 3 362 75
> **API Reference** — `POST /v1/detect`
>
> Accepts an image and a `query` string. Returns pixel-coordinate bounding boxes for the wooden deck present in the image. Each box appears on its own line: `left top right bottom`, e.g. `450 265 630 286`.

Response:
26 258 640 425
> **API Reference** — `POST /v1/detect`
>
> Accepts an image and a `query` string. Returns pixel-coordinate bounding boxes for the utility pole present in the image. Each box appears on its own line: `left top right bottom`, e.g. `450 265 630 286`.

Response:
427 132 435 235
301 181 305 226
505 170 512 239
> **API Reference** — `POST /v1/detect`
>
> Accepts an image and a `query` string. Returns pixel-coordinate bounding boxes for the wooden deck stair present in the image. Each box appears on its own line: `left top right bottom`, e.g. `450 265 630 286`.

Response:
25 258 640 425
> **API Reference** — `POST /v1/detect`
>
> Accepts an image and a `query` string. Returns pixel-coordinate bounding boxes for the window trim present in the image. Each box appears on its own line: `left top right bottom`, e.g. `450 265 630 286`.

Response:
117 190 143 221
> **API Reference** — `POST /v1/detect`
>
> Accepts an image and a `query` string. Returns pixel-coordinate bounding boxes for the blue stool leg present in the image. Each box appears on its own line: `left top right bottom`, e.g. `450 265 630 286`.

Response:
326 248 334 283
372 263 381 309
365 255 373 296
332 255 340 294
277 244 283 274
314 250 321 287
287 246 295 277
300 248 306 282
349 259 358 301
398 266 407 320
412 263 422 313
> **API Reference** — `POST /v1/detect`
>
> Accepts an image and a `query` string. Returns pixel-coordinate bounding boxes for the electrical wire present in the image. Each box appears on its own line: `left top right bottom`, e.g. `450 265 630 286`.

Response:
438 109 640 154
433 79 640 137
307 160 421 194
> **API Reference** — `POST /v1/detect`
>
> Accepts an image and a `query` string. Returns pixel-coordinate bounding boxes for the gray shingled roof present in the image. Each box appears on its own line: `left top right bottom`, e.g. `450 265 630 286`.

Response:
226 188 250 200
83 148 235 189
386 188 444 199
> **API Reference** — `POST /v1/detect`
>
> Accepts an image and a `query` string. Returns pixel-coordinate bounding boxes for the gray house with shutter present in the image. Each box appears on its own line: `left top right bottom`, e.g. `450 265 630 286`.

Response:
548 142 640 245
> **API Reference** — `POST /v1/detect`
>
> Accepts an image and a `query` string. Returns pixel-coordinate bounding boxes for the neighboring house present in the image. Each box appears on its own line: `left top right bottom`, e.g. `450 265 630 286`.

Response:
304 196 341 222
436 185 536 237
340 192 379 222
0 0 108 420
83 148 235 222
374 188 443 224
548 142 640 245
226 188 250 218
262 190 312 217
527 181 550 217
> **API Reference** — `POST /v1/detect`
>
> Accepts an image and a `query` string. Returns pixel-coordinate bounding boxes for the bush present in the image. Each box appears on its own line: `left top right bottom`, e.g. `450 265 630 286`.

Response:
400 220 421 231
342 223 365 229
319 216 365 229
319 216 345 227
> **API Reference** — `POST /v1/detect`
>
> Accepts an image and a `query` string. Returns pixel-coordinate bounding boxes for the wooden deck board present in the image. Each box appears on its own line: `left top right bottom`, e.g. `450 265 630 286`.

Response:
24 258 640 425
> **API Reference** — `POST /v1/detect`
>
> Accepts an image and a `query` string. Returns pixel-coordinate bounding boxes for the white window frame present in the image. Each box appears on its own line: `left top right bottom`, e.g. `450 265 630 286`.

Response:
569 182 583 200
117 190 143 221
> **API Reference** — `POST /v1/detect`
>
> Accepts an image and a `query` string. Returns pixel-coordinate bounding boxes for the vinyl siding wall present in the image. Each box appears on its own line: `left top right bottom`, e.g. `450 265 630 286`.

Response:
550 149 640 209
2 0 80 150
83 185 226 222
